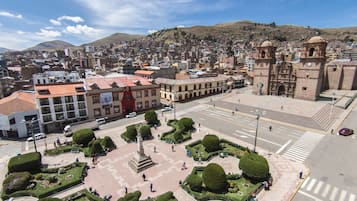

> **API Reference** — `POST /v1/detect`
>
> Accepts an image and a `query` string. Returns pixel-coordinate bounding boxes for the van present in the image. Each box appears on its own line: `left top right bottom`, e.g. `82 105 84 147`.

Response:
96 118 106 125
27 133 46 141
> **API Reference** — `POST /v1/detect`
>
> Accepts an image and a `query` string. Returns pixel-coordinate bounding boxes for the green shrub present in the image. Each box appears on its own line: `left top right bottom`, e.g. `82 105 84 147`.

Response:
202 134 221 152
126 125 138 141
156 191 176 201
139 125 152 140
117 190 141 201
144 110 159 125
2 171 32 194
239 153 270 181
8 152 42 173
173 131 183 142
178 118 194 131
72 129 95 146
186 174 202 192
39 198 62 201
202 163 228 193
101 136 116 150
88 140 104 156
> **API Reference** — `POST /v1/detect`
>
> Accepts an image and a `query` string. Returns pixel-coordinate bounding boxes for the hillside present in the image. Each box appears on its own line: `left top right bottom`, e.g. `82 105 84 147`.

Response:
147 21 357 44
84 33 144 47
0 47 12 53
27 40 74 51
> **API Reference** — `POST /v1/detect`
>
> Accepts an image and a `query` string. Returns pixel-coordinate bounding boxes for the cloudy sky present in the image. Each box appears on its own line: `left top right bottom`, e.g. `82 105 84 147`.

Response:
0 0 356 50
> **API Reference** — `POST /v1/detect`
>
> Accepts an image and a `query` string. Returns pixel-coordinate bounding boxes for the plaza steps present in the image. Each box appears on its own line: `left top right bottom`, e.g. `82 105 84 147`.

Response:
174 189 196 201
311 104 343 131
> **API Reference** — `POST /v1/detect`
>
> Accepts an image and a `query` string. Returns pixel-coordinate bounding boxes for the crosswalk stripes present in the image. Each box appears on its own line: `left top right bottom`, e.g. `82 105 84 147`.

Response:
282 131 324 162
300 177 356 201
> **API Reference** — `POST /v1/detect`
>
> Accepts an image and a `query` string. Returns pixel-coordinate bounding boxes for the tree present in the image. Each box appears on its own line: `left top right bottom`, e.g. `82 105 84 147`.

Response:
202 134 220 152
126 125 138 141
88 140 104 156
101 136 116 150
3 172 32 194
186 174 202 192
202 163 228 193
73 129 95 146
144 110 159 125
178 117 194 131
239 153 270 181
139 125 152 140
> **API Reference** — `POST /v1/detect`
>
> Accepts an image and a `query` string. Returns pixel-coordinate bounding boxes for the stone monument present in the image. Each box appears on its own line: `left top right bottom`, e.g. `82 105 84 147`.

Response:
128 132 154 173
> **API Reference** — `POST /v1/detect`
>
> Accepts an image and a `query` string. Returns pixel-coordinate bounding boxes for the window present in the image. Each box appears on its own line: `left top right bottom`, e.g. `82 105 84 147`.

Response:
39 98 49 105
199 84 201 89
77 95 85 101
75 87 85 92
38 89 50 95
261 50 266 58
43 115 52 122
92 95 100 104
194 85 196 90
185 85 188 91
105 107 111 115
53 97 62 104
145 101 149 108
66 104 75 111
151 100 157 107
144 89 149 97
332 67 337 72
67 112 75 118
179 86 182 92
137 102 143 110
136 91 142 98
78 102 86 109
94 108 101 117
113 93 119 101
79 110 87 117
151 89 156 96
56 113 64 120
302 87 307 90
54 105 63 112
41 107 51 114
65 96 73 103
309 48 315 57
114 106 120 113
9 118 16 125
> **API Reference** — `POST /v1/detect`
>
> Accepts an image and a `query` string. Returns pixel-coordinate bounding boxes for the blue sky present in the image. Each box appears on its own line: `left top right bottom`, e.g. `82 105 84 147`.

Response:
0 0 356 50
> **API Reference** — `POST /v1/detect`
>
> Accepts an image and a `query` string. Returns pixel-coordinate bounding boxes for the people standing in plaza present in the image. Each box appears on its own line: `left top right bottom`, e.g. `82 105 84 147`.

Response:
182 162 186 170
299 171 303 179
153 146 156 153
171 144 175 152
198 123 201 128
142 173 146 181
281 105 284 110
124 186 128 194
150 183 153 192
331 129 334 134
269 126 272 132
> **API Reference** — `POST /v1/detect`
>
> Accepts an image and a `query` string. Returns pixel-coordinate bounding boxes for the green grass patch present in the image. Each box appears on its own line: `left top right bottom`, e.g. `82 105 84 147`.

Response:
160 120 193 144
62 189 104 201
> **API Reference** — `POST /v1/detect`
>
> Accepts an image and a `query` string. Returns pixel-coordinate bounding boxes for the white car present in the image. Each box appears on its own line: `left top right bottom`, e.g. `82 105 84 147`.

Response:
125 112 137 118
27 133 46 141
161 107 173 112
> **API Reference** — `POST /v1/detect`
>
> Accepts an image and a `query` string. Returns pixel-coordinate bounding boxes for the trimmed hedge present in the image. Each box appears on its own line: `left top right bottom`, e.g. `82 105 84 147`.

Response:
39 198 62 201
202 134 220 152
101 136 116 150
139 125 152 140
88 140 104 156
2 172 32 194
156 191 176 201
178 118 194 131
8 152 42 173
144 110 159 125
239 153 270 182
73 129 95 146
117 190 141 201
202 163 228 193
186 174 202 192
126 125 138 142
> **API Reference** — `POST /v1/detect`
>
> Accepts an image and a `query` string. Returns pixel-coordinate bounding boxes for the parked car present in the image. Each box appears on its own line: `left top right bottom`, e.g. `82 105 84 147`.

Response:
161 106 173 112
27 133 46 141
125 112 137 118
96 118 107 125
338 128 354 136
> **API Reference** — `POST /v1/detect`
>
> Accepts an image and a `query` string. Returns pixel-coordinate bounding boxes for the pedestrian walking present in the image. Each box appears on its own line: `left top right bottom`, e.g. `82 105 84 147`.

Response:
269 126 272 132
299 171 303 179
142 173 146 181
232 111 235 115
124 186 128 194
54 141 57 148
198 123 201 128
92 157 95 165
281 105 284 110
154 146 156 153
181 162 186 170
76 157 79 163
154 124 157 130
171 145 175 152
150 183 153 192
331 129 334 135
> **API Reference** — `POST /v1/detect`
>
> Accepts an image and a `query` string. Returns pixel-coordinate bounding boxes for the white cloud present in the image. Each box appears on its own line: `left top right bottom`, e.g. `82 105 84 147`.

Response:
147 29 158 34
0 11 23 19
16 30 25 35
63 24 102 36
58 16 84 23
36 29 62 38
50 19 61 26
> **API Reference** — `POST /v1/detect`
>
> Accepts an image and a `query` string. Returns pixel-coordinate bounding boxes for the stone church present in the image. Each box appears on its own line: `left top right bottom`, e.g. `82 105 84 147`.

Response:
253 36 357 100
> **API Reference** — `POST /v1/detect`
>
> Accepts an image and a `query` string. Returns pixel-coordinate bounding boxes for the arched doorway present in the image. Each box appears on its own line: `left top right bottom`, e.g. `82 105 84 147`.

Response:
277 85 286 96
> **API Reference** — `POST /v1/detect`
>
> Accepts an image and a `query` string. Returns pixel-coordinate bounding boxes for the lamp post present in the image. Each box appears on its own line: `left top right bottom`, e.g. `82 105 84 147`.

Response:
253 110 262 153
173 90 176 120
330 92 336 122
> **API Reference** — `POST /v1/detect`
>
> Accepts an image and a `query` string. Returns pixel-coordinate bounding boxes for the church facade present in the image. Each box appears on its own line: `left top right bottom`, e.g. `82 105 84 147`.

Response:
253 36 357 101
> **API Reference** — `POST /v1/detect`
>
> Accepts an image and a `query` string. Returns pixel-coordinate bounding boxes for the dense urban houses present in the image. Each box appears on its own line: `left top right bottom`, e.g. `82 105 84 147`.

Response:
0 91 41 139
84 75 160 120
32 71 81 85
134 66 176 79
34 82 88 133
155 75 229 104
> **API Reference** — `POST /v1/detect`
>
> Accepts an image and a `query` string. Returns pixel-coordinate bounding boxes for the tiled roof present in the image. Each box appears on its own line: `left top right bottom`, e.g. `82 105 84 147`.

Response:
85 75 153 90
135 70 154 75
0 91 37 115
155 75 228 85
35 82 85 98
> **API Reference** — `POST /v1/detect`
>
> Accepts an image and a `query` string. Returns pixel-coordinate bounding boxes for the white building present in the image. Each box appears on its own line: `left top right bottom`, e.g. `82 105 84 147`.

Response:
245 57 255 72
33 71 81 85
0 91 42 139
34 82 88 133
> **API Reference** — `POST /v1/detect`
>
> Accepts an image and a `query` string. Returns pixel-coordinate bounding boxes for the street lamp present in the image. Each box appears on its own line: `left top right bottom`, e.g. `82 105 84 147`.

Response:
173 90 176 120
253 110 262 153
330 92 336 122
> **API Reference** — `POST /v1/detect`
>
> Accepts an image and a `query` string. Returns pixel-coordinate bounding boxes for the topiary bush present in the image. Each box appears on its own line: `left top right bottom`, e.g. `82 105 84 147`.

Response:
173 131 183 142
126 125 138 141
72 129 95 146
117 190 141 201
144 110 159 125
139 125 152 140
101 136 116 150
8 152 42 173
38 198 62 201
178 117 194 131
202 134 221 152
202 163 228 193
186 174 202 192
156 191 176 201
239 152 270 182
2 171 32 194
88 139 104 156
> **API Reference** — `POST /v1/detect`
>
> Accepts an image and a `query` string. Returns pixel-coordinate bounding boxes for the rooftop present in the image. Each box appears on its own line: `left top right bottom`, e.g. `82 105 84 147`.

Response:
0 91 37 115
85 75 153 90
34 82 85 98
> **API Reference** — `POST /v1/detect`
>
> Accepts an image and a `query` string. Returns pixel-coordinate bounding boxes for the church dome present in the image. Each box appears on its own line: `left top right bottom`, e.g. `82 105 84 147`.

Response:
261 40 273 47
307 36 326 43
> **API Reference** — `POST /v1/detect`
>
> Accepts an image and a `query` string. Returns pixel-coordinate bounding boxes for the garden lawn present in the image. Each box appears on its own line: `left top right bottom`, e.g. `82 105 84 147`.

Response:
45 145 82 156
226 177 261 201
63 189 103 201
